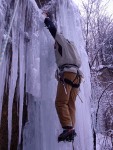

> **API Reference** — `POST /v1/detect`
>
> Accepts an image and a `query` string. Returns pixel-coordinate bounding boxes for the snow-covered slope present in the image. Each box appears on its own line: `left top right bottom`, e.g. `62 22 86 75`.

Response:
0 0 93 149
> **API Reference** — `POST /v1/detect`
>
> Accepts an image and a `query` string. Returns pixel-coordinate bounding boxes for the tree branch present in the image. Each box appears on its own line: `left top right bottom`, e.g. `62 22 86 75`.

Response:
96 82 113 127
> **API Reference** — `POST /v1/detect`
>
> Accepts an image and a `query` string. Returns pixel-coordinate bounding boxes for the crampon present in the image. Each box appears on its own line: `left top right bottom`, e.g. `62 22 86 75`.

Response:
58 129 76 142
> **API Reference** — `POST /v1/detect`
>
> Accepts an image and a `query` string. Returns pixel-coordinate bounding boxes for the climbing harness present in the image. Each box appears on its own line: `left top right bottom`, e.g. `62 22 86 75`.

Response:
58 64 79 71
56 64 81 94
64 75 81 88
0 0 20 66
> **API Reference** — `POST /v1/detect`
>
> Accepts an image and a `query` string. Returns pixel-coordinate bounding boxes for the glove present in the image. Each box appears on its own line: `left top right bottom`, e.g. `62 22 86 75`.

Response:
41 12 48 21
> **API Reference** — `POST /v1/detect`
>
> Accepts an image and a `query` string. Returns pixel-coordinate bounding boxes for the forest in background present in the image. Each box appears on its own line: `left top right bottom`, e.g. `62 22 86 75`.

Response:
79 0 113 149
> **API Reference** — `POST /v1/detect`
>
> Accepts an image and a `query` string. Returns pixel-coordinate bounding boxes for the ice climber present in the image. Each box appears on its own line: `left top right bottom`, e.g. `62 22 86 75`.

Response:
42 12 82 142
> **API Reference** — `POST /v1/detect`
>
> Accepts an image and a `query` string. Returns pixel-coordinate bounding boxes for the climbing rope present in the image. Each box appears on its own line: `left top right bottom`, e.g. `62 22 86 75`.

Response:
0 0 20 67
72 141 75 150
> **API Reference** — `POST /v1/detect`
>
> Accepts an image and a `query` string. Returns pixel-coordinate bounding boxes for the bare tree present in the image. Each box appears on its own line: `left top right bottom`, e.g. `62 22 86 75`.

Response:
79 0 113 149
81 0 113 68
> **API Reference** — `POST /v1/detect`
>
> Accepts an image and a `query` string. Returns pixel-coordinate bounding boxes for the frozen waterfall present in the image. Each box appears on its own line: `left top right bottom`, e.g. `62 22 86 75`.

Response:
0 0 93 150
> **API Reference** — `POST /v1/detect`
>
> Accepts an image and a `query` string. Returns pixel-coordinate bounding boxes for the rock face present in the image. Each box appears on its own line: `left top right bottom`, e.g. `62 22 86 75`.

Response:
0 0 93 150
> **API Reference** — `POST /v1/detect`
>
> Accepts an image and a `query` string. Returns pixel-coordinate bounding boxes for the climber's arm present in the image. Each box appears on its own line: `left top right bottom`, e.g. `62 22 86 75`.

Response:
44 17 57 39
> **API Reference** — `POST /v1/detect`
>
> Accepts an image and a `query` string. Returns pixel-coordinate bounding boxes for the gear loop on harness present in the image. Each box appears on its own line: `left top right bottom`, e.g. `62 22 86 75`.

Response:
64 71 81 88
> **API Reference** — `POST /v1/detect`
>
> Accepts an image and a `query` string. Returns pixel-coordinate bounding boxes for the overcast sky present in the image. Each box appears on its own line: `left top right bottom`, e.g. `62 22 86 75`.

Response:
73 0 113 17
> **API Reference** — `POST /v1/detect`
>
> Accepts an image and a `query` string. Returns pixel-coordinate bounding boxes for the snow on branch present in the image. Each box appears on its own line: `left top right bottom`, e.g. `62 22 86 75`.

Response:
96 82 113 128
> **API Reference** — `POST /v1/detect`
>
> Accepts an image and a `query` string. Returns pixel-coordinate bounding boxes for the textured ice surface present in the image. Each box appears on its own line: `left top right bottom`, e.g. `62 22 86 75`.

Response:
23 0 93 150
0 0 93 149
56 1 93 150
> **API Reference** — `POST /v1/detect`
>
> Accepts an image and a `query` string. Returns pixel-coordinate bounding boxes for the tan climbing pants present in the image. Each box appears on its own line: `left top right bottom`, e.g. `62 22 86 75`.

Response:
55 72 80 128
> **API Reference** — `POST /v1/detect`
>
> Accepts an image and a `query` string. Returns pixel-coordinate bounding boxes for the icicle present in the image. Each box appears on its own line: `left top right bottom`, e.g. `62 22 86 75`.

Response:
0 0 19 67
17 0 27 146
8 35 18 150
0 1 8 124
7 1 20 149
18 30 25 146
0 58 7 124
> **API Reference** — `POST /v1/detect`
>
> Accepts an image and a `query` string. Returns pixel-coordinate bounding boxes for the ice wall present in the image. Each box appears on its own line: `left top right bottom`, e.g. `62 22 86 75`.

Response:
0 0 27 149
0 0 93 149
56 0 93 150
23 0 93 150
